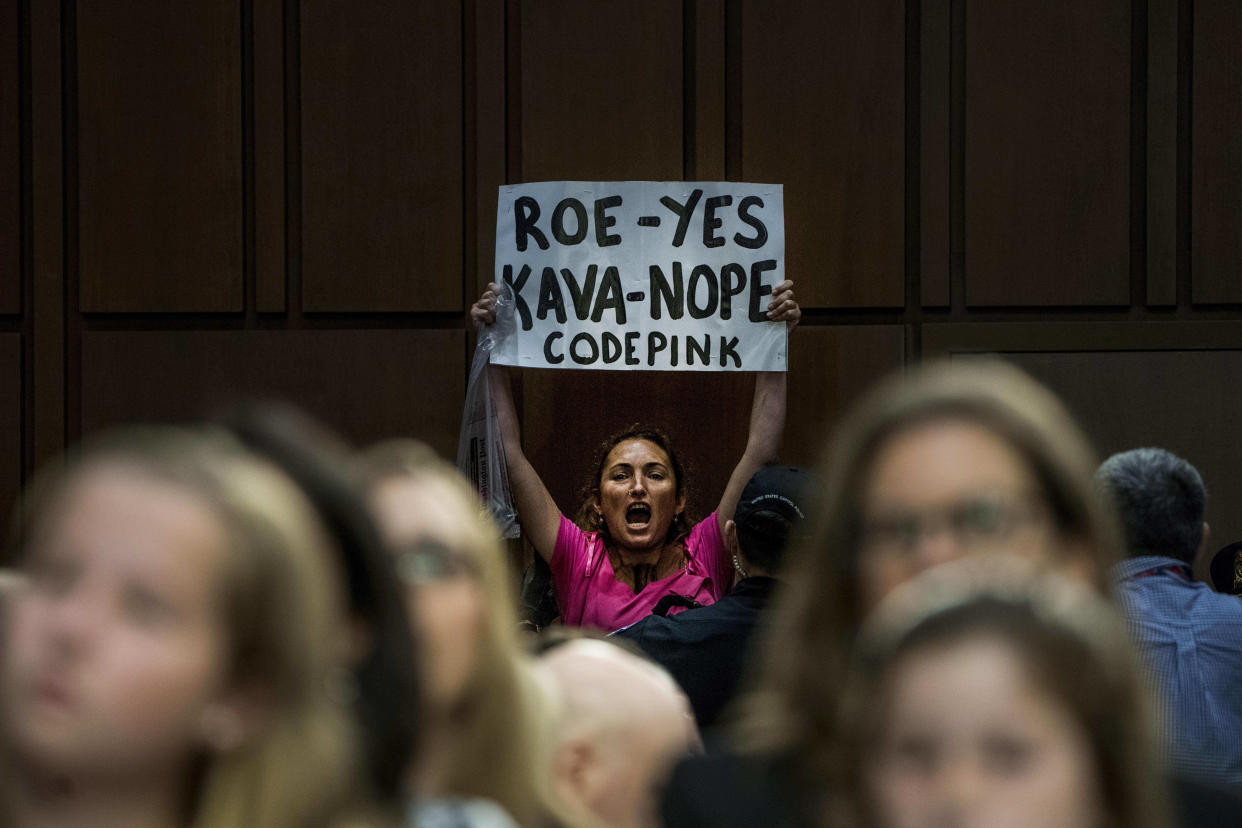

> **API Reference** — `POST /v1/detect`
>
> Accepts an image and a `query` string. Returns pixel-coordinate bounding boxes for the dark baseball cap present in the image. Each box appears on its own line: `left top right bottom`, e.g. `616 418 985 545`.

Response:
733 465 817 533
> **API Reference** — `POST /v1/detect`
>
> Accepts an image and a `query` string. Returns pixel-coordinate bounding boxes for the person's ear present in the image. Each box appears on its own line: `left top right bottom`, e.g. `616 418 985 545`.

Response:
676 492 687 516
552 737 596 806
724 519 739 556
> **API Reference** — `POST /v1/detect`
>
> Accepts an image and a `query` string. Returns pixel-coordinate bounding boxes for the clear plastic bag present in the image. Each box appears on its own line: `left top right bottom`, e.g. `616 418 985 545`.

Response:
456 283 521 538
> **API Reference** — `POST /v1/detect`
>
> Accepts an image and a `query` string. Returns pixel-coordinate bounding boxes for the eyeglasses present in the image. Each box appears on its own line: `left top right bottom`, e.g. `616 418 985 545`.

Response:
392 539 477 584
859 495 1046 555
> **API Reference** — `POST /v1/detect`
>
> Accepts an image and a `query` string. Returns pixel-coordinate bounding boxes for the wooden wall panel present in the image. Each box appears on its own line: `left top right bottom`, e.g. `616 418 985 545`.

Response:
1005 351 1242 569
964 1 1130 306
301 1 462 312
741 0 905 309
1 0 17 314
0 335 19 522
1146 0 1177 306
520 325 904 527
77 1 242 312
1191 0 1242 304
519 1 682 181
784 325 906 463
81 330 466 459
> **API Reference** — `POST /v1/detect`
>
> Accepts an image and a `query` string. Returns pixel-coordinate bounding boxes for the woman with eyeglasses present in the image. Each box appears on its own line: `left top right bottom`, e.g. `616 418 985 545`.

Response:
356 441 588 828
661 359 1125 827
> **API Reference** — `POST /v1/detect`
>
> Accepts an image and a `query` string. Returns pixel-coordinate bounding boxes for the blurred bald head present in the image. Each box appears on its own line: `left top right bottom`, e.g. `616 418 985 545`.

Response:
540 638 698 828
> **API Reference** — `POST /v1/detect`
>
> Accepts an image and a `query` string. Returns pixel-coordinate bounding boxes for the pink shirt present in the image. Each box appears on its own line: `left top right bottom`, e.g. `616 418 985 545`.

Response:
551 512 733 631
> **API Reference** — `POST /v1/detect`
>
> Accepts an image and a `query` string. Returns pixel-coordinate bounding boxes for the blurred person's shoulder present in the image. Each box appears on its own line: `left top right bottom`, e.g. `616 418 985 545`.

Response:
661 750 805 828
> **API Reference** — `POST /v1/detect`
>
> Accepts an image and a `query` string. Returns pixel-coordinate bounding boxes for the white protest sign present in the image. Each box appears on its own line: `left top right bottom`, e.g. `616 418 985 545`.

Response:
490 181 786 372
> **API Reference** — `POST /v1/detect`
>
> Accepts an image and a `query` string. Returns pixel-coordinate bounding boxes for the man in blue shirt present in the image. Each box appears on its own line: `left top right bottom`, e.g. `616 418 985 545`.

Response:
1098 448 1242 790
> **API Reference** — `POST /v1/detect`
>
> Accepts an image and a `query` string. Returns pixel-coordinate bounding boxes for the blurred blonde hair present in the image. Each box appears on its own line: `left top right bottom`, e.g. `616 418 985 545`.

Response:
5 426 367 828
839 559 1169 828
734 359 1123 821
355 440 579 827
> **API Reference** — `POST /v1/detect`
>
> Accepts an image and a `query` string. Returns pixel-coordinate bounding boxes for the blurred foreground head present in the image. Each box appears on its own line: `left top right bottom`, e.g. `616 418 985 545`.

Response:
357 440 568 826
218 402 419 806
842 559 1168 828
2 426 364 827
540 638 699 828
738 360 1121 813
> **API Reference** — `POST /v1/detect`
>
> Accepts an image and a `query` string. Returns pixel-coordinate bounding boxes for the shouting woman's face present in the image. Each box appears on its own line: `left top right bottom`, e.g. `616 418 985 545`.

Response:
596 439 685 554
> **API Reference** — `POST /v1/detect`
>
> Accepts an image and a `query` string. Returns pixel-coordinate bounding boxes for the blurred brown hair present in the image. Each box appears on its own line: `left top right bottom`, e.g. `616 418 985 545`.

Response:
733 359 1122 822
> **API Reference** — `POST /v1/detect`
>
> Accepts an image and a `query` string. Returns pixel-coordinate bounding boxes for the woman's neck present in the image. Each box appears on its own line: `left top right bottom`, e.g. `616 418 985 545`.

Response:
9 760 188 828
610 540 684 591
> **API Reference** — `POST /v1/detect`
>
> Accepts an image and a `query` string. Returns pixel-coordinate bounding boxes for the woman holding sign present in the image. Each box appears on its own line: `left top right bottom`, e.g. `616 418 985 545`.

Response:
471 279 799 632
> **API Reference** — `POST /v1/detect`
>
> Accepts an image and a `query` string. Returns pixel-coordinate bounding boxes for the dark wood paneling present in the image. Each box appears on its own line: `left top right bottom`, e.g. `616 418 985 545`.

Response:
255 0 286 312
693 0 726 181
0 335 19 521
77 1 242 312
519 325 904 525
1 0 17 314
519 1 682 181
741 0 905 309
81 330 466 459
920 0 951 307
31 0 64 469
964 1 1130 306
1004 351 1242 570
1191 0 1242 304
1147 0 1177 306
784 325 906 464
475 0 505 298
300 1 462 312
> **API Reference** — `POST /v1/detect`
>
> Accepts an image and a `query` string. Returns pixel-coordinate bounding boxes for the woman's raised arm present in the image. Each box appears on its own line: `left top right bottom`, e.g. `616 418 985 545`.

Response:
473 284 563 561
715 279 799 535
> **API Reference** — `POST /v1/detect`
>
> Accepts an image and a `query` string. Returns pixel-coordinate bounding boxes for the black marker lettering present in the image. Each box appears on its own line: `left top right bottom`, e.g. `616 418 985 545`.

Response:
594 196 622 247
602 332 622 364
687 264 719 319
702 195 732 248
647 332 668 367
687 334 710 366
625 332 640 365
733 195 768 249
720 263 746 320
551 198 588 245
569 333 598 365
748 259 778 322
561 265 597 320
659 189 703 247
649 263 685 320
543 331 564 364
591 266 626 324
536 267 567 324
502 263 533 330
514 196 548 252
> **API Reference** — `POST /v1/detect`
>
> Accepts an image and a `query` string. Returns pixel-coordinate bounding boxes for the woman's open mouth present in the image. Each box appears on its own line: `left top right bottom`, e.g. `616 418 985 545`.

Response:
625 502 652 529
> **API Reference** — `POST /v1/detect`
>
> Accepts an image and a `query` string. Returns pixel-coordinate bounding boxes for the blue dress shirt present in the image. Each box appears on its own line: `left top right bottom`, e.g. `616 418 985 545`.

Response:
1114 555 1242 789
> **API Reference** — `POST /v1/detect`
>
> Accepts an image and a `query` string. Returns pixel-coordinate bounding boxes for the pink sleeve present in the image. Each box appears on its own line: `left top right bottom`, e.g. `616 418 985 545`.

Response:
689 511 734 596
551 515 590 620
